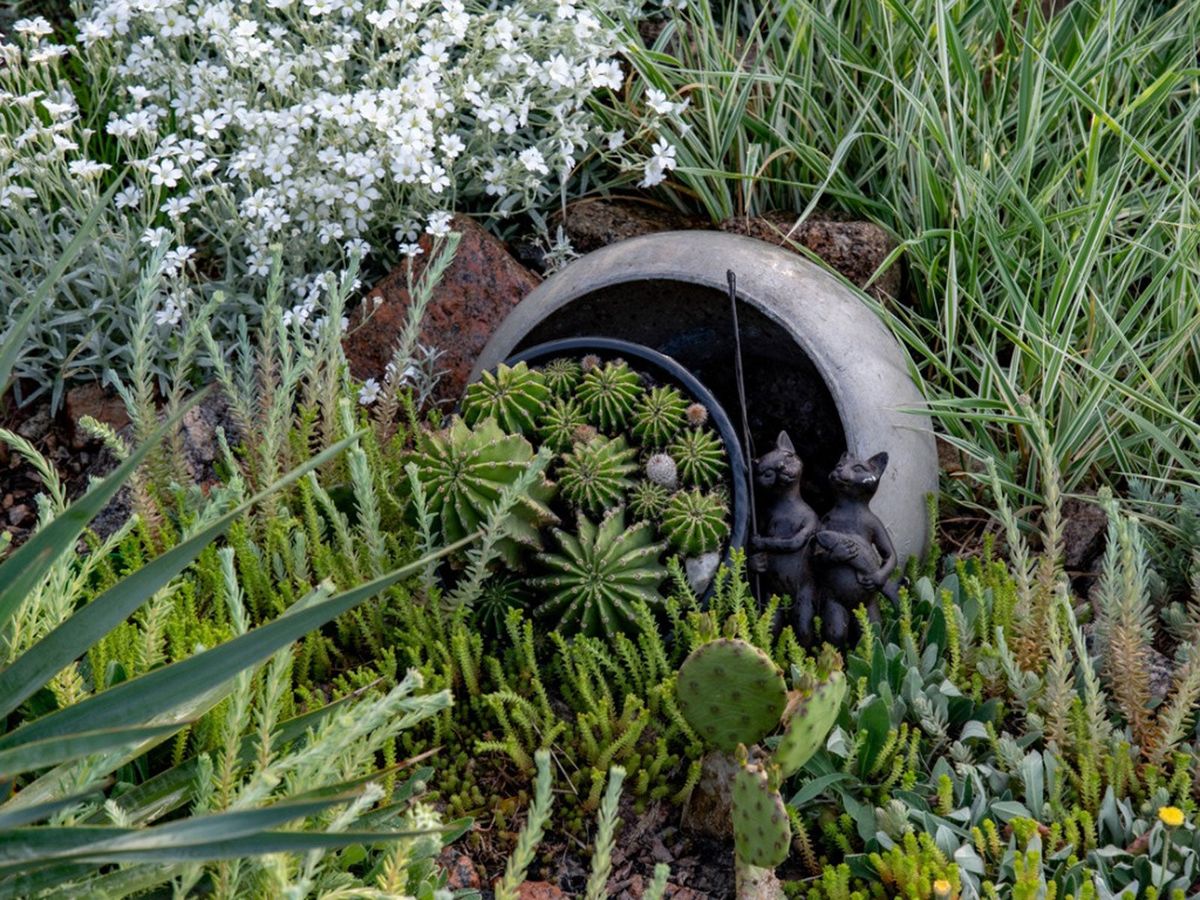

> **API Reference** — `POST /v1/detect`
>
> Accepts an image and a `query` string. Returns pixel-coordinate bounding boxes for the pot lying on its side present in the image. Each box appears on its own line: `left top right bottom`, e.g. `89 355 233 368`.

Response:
473 230 937 564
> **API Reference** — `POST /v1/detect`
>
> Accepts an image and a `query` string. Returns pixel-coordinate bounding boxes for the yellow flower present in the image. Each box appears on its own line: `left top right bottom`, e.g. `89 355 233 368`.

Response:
933 879 953 900
1159 806 1186 828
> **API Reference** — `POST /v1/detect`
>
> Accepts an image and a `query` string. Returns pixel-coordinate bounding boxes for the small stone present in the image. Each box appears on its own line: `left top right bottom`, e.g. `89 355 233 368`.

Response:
514 881 565 900
7 504 30 526
685 552 721 594
443 853 480 890
65 383 130 448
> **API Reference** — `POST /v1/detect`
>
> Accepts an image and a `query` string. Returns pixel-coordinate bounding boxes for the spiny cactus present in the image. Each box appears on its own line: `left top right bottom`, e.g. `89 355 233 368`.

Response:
685 402 709 428
476 574 530 638
662 489 730 555
632 385 688 447
669 428 727 488
558 435 639 514
629 481 671 521
404 416 558 554
732 762 791 869
541 357 582 397
461 362 550 435
644 452 679 490
577 360 643 432
774 667 848 777
538 397 588 452
529 507 667 636
675 639 787 751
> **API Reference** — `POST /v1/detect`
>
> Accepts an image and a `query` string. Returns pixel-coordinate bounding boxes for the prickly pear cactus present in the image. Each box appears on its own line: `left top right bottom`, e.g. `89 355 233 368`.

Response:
676 639 787 752
774 670 848 777
731 762 791 869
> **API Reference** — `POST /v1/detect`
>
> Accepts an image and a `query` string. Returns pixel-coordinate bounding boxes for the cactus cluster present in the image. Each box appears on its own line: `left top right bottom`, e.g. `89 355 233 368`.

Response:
419 353 736 637
676 637 847 871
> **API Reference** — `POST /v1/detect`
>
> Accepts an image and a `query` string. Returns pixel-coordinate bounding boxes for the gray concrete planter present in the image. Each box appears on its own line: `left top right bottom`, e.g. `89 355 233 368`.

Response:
474 231 937 563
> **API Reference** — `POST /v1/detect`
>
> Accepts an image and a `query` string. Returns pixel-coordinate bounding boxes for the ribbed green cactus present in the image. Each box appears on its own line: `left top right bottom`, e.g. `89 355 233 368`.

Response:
669 428 727 488
675 639 787 751
541 357 582 397
475 574 530 638
662 489 730 555
404 416 558 553
732 762 791 869
632 385 688 447
461 362 550 435
538 397 589 452
558 435 639 514
577 360 643 431
529 508 667 636
628 481 671 521
774 669 848 777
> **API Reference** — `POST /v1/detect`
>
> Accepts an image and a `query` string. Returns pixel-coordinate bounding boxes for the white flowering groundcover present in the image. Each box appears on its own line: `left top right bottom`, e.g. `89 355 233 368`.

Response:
0 0 683 406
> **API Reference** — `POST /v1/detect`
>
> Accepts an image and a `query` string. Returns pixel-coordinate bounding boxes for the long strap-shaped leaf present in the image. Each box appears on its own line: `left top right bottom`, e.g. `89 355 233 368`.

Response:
0 533 475 752
0 432 362 720
0 390 204 633
0 792 104 830
0 724 185 780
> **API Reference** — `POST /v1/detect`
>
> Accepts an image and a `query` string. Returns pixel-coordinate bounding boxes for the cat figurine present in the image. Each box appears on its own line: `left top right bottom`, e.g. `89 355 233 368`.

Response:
747 431 820 643
811 451 900 645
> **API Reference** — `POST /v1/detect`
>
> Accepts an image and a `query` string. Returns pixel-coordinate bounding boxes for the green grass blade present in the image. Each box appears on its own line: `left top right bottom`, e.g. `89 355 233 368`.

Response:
0 724 185 780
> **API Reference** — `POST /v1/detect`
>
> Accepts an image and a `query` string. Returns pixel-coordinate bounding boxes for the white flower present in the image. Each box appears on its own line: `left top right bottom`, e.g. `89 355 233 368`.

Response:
141 226 172 247
148 159 184 188
155 297 184 326
114 185 144 209
68 160 112 179
161 195 193 219
14 17 54 37
639 138 677 188
358 378 382 405
606 129 625 150
645 88 678 116
519 147 549 175
426 210 452 237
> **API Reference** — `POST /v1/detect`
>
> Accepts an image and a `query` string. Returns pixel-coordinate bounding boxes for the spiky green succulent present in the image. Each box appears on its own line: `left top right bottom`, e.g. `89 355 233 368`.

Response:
460 362 549 435
577 360 643 431
774 669 847 777
675 639 787 751
632 385 687 446
528 508 667 636
669 428 727 488
475 574 531 638
404 416 558 561
538 397 589 452
541 357 582 397
628 480 670 521
558 435 638 514
662 489 730 554
732 762 791 868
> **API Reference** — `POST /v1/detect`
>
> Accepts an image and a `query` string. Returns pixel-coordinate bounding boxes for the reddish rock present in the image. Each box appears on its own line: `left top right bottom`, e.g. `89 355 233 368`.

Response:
344 216 540 406
718 211 902 302
514 881 565 900
555 199 704 255
65 384 130 448
441 853 480 891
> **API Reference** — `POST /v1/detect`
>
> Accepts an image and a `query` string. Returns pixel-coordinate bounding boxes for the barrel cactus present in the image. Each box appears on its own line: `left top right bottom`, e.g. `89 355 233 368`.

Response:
460 362 550 435
670 428 727 488
529 508 668 636
632 384 688 447
538 397 589 452
662 489 730 555
541 357 582 397
558 435 639 514
577 359 643 431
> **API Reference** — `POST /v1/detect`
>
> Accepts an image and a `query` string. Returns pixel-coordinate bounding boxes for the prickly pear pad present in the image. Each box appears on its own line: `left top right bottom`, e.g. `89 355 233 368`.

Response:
773 670 847 777
676 638 787 752
731 762 791 868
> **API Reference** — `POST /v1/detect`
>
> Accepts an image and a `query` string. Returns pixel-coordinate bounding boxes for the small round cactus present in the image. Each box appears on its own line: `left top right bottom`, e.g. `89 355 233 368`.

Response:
461 362 549 435
475 574 530 638
577 360 643 431
558 435 638 513
669 428 727 488
538 397 588 452
628 480 670 521
662 489 730 555
644 452 678 490
632 385 688 447
685 402 709 428
541 357 582 397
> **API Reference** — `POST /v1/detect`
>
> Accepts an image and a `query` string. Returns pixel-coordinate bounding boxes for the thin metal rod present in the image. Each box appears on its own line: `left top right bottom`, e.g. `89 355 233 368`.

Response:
727 270 758 551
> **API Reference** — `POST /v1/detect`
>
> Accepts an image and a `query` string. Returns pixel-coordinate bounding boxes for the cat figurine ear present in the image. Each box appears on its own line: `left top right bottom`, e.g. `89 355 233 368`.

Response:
777 431 795 453
867 452 889 476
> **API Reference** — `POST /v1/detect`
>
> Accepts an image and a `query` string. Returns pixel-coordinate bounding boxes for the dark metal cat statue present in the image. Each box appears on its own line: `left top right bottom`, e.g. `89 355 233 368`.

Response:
811 451 901 646
747 431 820 644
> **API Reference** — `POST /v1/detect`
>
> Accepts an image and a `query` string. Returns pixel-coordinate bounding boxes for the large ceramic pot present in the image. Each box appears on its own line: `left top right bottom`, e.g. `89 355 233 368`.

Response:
474 231 937 562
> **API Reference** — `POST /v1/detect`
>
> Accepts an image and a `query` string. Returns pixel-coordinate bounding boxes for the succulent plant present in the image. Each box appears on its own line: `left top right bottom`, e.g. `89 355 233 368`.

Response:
541 357 582 397
644 452 679 490
628 480 671 521
632 385 688 446
675 639 787 752
685 402 709 428
461 362 550 435
662 489 730 555
475 574 531 638
669 428 727 488
528 508 667 636
558 435 639 514
404 416 558 557
538 397 589 452
732 762 791 869
577 360 643 431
